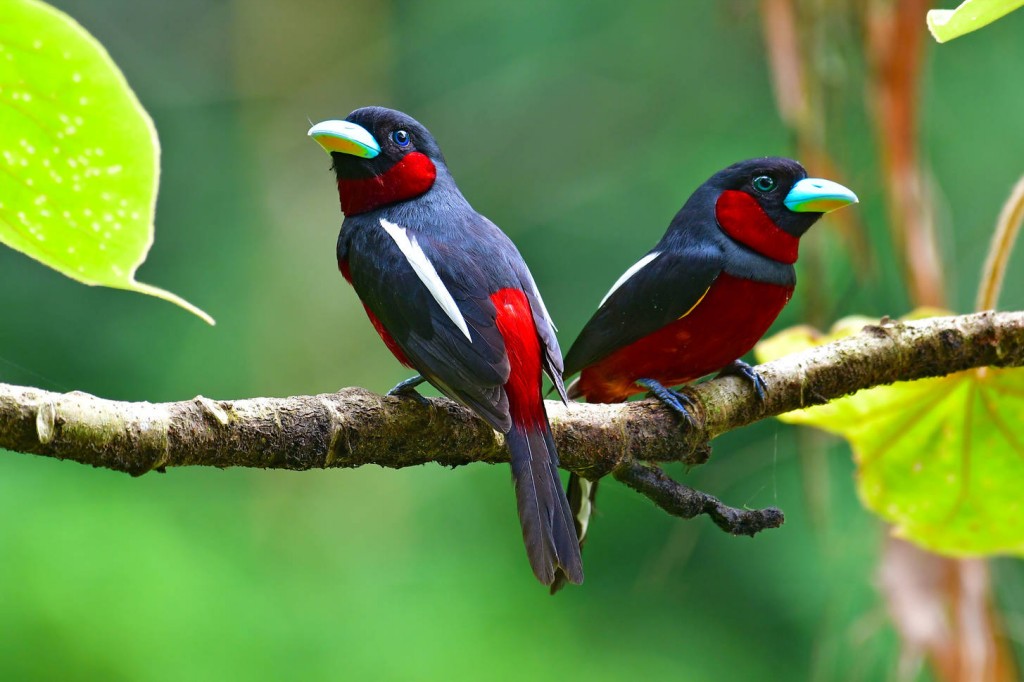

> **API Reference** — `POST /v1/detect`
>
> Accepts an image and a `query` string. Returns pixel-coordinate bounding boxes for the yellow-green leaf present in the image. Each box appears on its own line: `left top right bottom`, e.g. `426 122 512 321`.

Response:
756 310 1024 557
927 0 1024 43
0 0 212 324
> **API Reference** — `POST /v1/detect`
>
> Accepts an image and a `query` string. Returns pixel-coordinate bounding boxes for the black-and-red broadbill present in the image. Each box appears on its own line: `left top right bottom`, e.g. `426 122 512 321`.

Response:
551 157 857 592
308 107 583 587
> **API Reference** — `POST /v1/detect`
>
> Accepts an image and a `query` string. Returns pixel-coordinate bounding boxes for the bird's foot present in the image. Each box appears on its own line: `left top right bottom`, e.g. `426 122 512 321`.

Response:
716 359 767 402
386 375 429 406
637 378 698 427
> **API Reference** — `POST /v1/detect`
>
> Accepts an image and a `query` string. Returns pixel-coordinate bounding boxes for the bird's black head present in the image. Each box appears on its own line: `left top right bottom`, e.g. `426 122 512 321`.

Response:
313 106 445 180
710 157 858 238
697 157 857 264
308 106 445 215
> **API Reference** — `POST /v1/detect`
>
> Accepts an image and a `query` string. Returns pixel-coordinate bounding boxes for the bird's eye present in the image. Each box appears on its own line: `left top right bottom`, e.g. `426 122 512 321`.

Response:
391 130 410 147
752 175 777 193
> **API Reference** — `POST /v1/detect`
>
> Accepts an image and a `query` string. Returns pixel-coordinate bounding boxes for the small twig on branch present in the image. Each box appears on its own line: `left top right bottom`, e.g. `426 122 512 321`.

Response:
613 461 784 535
1 310 1023 531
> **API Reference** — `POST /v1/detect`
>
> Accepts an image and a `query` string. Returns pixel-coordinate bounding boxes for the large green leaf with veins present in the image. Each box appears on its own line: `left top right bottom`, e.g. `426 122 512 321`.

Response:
756 311 1024 557
0 0 212 324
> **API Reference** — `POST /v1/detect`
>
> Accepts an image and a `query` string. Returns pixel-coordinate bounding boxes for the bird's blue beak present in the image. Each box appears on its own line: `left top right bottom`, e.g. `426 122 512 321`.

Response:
308 119 381 159
784 177 859 213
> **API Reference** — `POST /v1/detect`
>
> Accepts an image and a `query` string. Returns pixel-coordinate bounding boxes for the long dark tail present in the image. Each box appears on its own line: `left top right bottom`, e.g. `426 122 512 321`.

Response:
550 474 599 594
506 421 584 587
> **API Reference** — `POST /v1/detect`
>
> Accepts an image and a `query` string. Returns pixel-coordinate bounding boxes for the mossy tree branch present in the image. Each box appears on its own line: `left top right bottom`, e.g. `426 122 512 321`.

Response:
1 311 1023 534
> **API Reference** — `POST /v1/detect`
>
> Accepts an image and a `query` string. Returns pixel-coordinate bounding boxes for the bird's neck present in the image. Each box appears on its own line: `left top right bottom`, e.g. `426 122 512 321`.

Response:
714 190 799 264
337 152 437 216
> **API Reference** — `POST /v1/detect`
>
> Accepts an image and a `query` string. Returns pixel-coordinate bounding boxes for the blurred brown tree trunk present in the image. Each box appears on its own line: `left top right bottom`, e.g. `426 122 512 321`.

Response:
758 0 1018 679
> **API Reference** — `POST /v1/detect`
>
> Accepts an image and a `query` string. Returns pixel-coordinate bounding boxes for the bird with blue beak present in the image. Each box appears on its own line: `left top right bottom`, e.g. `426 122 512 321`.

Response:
309 107 584 589
551 157 857 592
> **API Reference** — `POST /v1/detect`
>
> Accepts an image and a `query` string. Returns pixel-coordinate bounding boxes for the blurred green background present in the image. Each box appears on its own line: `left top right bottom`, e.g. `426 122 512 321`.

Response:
2 1 1024 680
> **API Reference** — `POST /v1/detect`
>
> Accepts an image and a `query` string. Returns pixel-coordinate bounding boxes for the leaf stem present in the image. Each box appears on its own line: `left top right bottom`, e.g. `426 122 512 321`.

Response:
976 175 1024 312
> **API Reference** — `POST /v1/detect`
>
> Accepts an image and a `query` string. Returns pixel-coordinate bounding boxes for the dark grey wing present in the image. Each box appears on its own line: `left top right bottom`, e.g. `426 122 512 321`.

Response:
347 220 516 432
563 247 723 376
498 239 568 404
525 285 568 403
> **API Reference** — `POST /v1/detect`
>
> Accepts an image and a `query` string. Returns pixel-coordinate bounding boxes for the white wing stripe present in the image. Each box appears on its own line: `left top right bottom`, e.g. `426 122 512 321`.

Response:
599 251 661 307
533 287 557 332
379 218 473 342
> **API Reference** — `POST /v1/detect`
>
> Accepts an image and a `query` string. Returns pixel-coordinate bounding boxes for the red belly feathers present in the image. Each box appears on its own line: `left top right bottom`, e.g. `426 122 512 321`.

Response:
577 272 793 403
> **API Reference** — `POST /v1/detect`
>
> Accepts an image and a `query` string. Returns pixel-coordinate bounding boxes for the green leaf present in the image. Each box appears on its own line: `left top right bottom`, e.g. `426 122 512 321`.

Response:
0 0 213 324
927 0 1024 43
756 310 1024 557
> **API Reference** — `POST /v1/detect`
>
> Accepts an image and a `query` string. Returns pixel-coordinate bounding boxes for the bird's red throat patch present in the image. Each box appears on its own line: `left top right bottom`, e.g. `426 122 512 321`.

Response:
715 190 799 264
337 152 437 216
